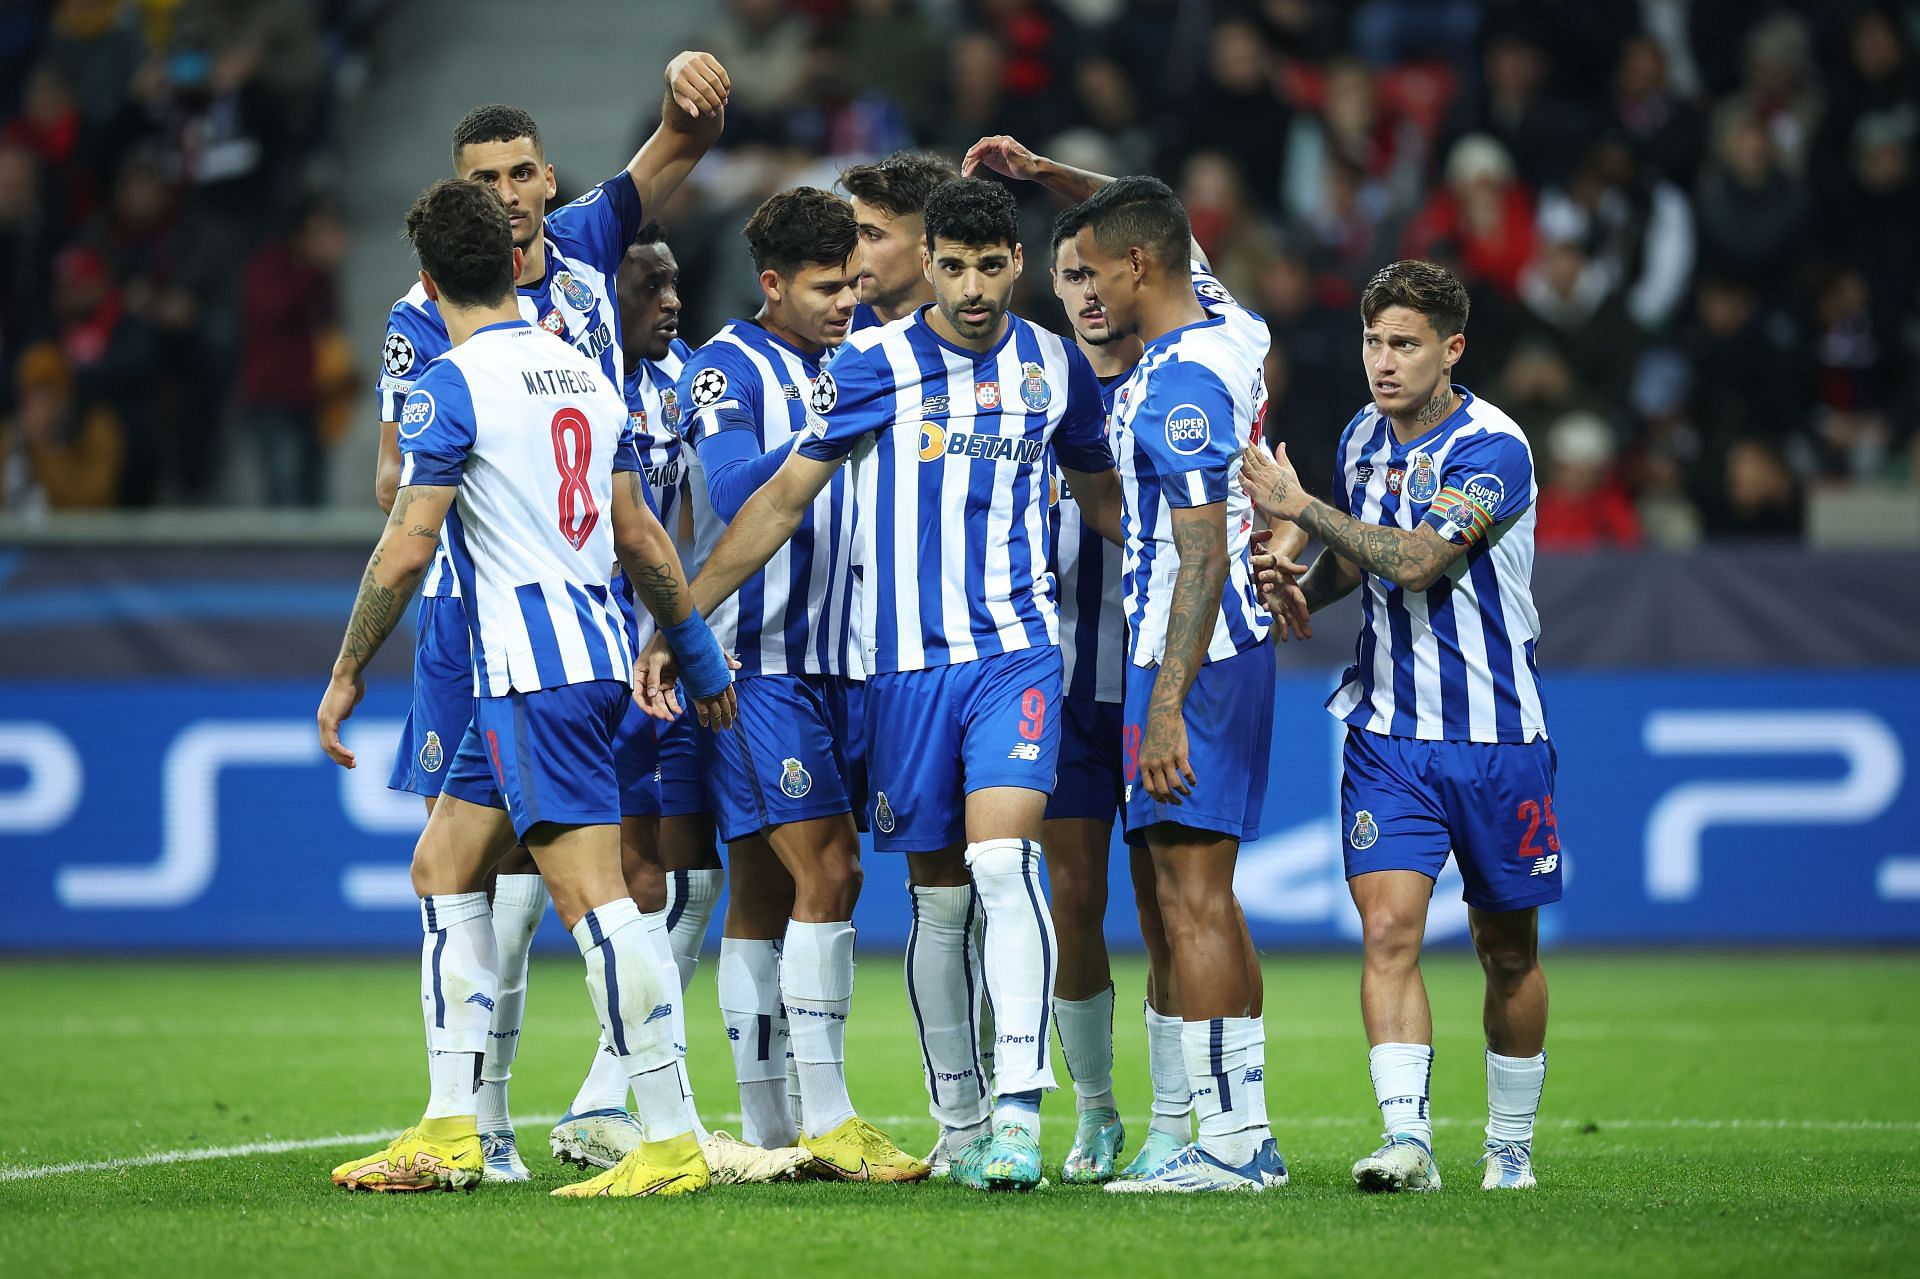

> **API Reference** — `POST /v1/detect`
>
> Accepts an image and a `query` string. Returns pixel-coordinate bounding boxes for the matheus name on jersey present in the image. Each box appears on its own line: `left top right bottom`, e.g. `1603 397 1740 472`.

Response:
397 320 642 698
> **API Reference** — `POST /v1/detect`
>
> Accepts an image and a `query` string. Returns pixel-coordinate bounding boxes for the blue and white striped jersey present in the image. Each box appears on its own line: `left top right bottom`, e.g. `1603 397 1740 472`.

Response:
397 320 639 697
849 301 883 333
1325 387 1546 744
1110 266 1272 667
1049 373 1128 704
617 338 693 653
375 172 645 598
798 307 1113 674
679 321 859 678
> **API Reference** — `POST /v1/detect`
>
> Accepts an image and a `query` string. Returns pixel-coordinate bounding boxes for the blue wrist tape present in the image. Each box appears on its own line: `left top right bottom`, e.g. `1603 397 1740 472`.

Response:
660 612 730 699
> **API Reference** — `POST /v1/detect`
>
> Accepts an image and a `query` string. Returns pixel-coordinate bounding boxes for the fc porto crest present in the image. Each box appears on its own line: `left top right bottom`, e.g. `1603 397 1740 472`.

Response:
1349 809 1379 850
874 791 896 833
1019 361 1051 411
660 386 683 430
975 381 1001 411
779 757 813 799
555 271 596 313
420 730 445 774
1406 450 1439 503
538 309 567 337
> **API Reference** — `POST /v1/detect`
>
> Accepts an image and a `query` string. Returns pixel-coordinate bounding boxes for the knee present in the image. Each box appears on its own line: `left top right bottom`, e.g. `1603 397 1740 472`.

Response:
1359 907 1424 969
1048 864 1108 935
625 862 667 915
808 853 863 915
1475 938 1538 989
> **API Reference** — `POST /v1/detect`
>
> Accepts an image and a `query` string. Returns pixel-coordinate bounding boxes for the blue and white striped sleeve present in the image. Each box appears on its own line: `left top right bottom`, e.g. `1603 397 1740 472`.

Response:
395 362 477 487
1133 360 1237 508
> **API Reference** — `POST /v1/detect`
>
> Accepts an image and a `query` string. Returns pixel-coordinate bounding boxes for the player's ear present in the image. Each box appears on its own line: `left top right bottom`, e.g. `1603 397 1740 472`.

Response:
510 247 525 282
543 163 556 201
1445 332 1466 372
1011 243 1023 281
920 244 933 284
419 269 438 302
760 267 783 304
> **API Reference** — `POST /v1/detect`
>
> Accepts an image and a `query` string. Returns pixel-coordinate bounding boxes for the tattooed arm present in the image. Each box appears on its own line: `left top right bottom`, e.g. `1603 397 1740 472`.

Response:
1138 502 1227 805
1240 439 1469 593
318 485 455 767
611 467 696 628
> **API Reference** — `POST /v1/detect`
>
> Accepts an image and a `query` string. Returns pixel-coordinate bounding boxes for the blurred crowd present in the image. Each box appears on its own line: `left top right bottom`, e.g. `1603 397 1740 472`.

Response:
5 0 1918 547
660 0 1920 547
0 0 368 511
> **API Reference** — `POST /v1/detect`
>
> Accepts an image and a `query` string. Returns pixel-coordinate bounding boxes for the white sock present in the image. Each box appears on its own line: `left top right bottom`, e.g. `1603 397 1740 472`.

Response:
665 868 723 988
717 937 794 1148
642 908 707 1142
419 892 496 1120
1370 1042 1435 1147
478 873 546 1134
1145 1002 1192 1140
569 898 676 1079
782 918 857 1137
569 1032 631 1115
966 840 1058 1104
1486 1049 1546 1146
1183 1016 1269 1167
906 884 990 1133
1053 984 1117 1113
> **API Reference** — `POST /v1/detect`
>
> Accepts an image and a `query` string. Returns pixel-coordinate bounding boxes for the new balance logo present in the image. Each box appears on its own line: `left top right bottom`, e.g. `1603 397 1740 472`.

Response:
1007 742 1042 762
1242 1066 1264 1083
726 1027 740 1041
643 1003 673 1025
1530 854 1559 876
464 992 496 1012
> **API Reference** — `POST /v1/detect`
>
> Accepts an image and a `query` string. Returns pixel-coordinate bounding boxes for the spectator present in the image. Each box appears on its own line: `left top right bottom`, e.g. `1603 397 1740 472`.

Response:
1823 107 1920 334
1708 11 1824 181
0 141 58 360
974 0 1079 142
1806 267 1893 481
0 340 124 513
1679 273 1803 456
6 61 94 225
1693 113 1811 295
1177 151 1276 305
1706 436 1805 539
1818 4 1920 192
838 0 943 133
1533 410 1642 550
1609 32 1707 185
1282 58 1425 232
1534 136 1695 335
934 30 1022 152
1257 245 1351 489
237 202 346 508
1163 20 1290 212
1438 27 1595 190
1402 133 1536 298
1069 54 1153 177
44 0 144 127
1515 213 1642 407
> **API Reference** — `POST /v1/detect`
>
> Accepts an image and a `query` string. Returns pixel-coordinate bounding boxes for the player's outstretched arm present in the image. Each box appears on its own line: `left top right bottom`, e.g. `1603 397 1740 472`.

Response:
1064 463 1125 547
1141 503 1228 805
318 484 455 768
962 134 1211 267
625 52 731 212
1241 439 1468 593
689 451 841 617
611 472 736 730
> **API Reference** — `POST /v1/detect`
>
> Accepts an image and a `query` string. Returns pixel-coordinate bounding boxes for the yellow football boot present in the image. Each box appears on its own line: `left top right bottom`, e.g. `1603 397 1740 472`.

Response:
800 1116 932 1183
331 1119 483 1192
550 1132 711 1198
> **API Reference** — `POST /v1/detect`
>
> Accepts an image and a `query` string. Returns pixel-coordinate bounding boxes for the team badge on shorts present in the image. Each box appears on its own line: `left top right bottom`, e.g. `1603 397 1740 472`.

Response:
1349 809 1379 850
874 791 896 834
975 381 1001 411
1019 362 1051 411
420 731 445 774
555 272 596 313
1406 451 1438 503
660 387 682 431
779 757 813 799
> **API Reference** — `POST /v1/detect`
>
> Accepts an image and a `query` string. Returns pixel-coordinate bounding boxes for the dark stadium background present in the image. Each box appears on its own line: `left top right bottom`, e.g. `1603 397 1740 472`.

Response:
0 0 1916 953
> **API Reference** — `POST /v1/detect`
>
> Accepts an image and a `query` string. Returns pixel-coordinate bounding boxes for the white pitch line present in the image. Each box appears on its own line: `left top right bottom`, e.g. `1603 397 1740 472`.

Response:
5 1113 1917 1183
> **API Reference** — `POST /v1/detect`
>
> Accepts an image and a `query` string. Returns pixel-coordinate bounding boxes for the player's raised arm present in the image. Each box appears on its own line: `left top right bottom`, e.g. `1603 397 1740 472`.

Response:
625 52 731 212
965 134 1211 267
318 482 456 768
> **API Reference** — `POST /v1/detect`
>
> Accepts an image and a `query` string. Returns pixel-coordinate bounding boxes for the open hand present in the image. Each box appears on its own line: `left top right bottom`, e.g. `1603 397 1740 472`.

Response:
1249 527 1312 642
1239 439 1305 522
962 135 1042 182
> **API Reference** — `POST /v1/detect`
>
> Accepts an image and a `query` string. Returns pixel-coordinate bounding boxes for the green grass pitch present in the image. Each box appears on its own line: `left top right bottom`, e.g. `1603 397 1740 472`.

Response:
4 952 1917 1277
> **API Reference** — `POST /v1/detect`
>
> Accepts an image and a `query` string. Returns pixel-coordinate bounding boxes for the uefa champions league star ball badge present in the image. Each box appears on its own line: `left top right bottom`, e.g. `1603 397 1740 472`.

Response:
780 757 813 799
1407 451 1439 503
1350 809 1379 850
874 791 896 833
382 332 415 378
420 731 445 774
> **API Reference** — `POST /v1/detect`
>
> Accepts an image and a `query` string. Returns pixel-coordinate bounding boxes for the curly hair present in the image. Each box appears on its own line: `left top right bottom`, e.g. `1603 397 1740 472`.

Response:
839 151 956 217
922 176 1018 251
742 187 858 276
450 104 542 165
404 177 515 307
1360 260 1470 337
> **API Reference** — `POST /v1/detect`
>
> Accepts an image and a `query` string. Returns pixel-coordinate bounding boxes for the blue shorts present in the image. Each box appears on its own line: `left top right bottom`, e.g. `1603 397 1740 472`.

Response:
387 593 472 797
1341 728 1564 913
657 705 716 818
1122 643 1273 841
710 673 860 843
612 692 661 818
1046 695 1124 823
863 647 1063 852
442 679 629 839
833 678 870 830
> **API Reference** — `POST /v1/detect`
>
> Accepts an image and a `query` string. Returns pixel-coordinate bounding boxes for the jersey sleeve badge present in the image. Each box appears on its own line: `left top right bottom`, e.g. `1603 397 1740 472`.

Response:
809 369 838 415
691 368 730 408
382 332 417 378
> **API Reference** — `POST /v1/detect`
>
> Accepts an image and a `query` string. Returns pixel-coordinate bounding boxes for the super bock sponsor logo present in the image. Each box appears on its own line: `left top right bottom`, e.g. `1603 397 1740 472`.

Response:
1164 403 1210 456
1463 472 1506 516
398 389 436 439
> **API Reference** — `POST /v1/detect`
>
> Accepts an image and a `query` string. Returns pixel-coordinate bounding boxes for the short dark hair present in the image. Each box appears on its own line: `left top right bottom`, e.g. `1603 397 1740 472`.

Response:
450 104 542 165
1360 259 1470 337
404 177 515 307
633 219 668 248
840 151 956 217
1064 175 1190 267
1049 204 1079 255
742 187 858 276
922 176 1017 251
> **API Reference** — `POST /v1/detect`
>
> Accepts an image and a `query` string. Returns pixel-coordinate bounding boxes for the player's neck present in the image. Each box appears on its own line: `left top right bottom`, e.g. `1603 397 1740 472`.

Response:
1078 334 1142 381
753 306 823 357
1133 287 1208 347
870 283 933 325
1387 384 1461 444
441 297 523 347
